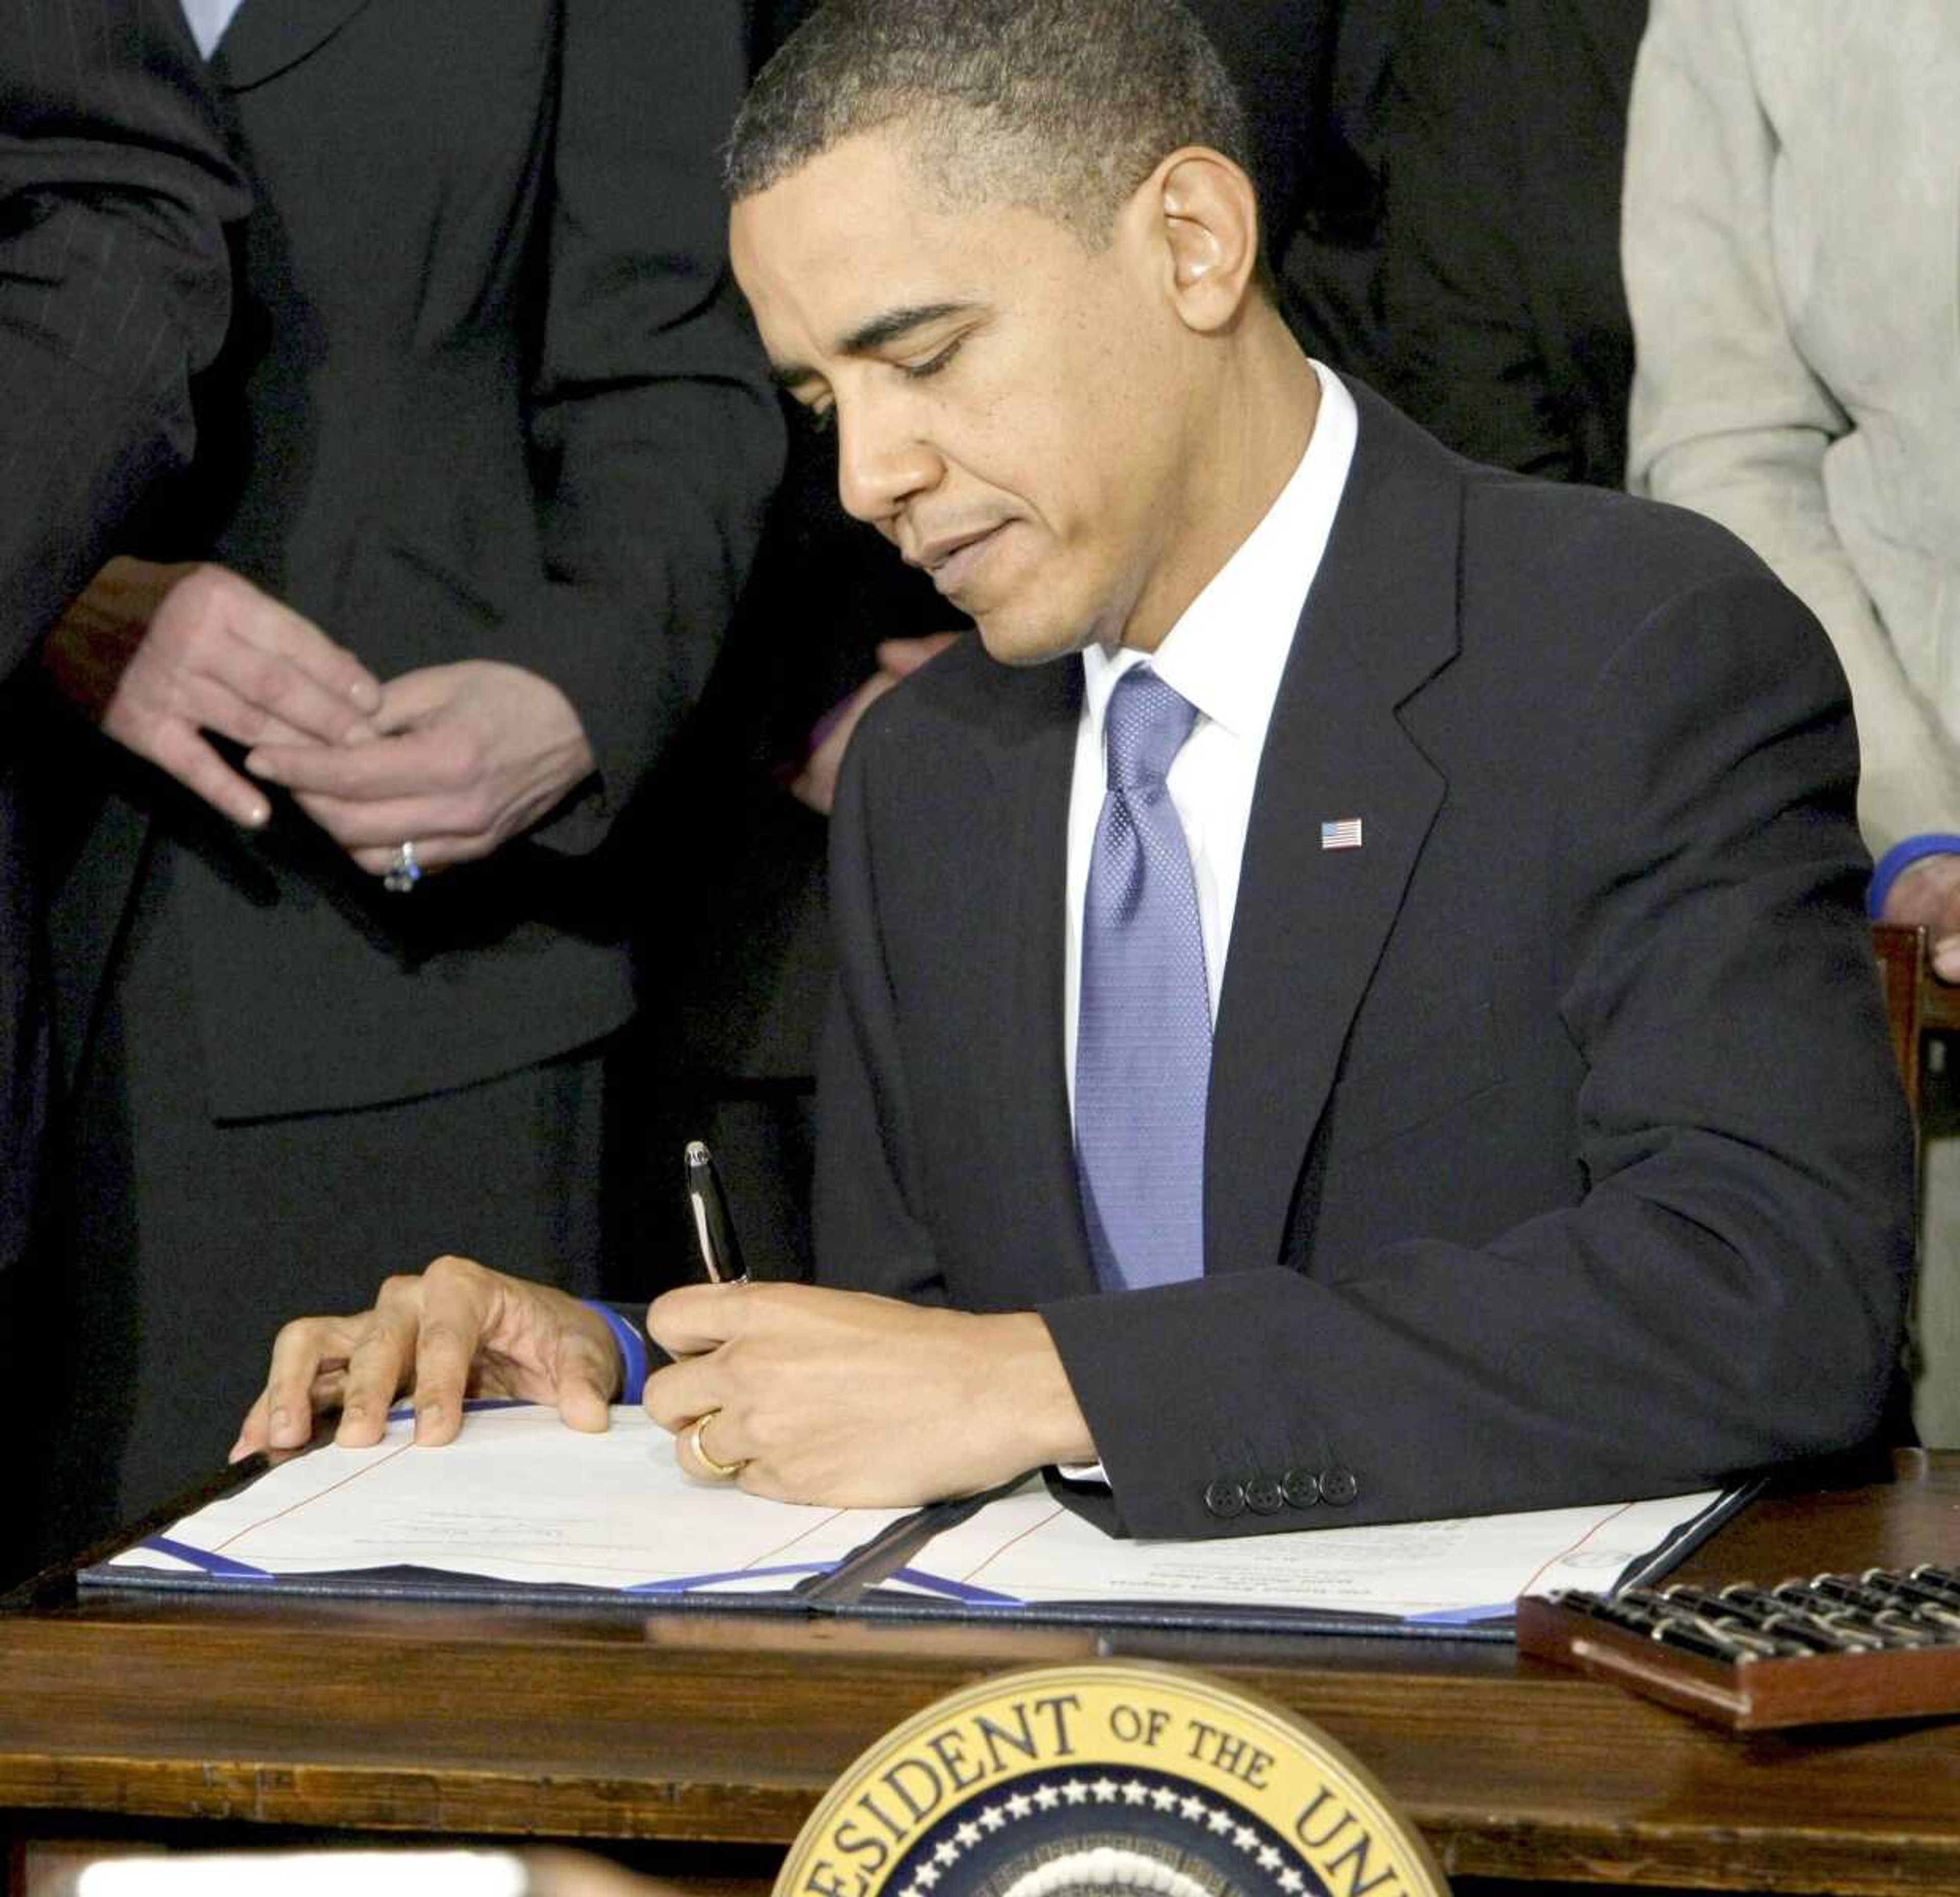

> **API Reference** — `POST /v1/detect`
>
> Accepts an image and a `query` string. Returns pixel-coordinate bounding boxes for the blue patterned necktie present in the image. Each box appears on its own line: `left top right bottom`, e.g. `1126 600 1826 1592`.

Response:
1075 666 1210 1291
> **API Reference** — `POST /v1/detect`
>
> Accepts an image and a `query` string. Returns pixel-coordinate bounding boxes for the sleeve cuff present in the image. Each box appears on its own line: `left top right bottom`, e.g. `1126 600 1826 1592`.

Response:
1053 1461 1112 1487
583 1300 648 1405
1868 834 1960 918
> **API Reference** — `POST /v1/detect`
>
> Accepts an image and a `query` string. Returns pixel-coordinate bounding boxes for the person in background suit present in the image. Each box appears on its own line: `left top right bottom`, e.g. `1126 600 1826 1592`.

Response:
0 0 244 1580
1268 0 1645 488
1270 0 1405 372
20 0 781 1570
239 0 1910 1541
1624 0 1960 1445
1368 0 1646 486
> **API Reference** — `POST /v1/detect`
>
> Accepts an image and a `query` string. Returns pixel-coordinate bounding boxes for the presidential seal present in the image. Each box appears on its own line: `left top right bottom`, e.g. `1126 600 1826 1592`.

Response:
775 1663 1448 1897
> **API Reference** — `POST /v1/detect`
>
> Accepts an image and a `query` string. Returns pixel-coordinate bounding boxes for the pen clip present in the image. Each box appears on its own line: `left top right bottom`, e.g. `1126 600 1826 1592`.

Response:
684 1139 749 1285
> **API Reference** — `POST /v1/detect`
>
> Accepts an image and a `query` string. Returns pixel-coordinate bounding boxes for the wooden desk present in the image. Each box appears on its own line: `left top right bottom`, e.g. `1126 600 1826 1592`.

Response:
6 1452 1960 1895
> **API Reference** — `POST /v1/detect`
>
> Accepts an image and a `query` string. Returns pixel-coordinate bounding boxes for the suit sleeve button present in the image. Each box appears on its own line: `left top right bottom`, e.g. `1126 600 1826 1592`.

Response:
1281 1468 1320 1509
1244 1475 1286 1515
1319 1466 1360 1507
1203 1479 1248 1519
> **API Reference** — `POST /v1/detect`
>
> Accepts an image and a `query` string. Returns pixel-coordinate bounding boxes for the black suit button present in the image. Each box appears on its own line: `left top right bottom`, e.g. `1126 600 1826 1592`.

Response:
1320 1466 1360 1507
1282 1468 1320 1509
1244 1475 1286 1515
1203 1479 1248 1520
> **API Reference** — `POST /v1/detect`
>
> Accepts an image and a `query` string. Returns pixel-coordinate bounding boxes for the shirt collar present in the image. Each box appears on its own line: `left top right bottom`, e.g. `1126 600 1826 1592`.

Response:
1081 360 1357 745
180 0 245 58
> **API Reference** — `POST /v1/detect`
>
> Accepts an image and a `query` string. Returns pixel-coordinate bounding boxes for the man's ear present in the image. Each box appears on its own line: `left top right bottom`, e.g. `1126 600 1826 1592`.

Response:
1142 147 1261 332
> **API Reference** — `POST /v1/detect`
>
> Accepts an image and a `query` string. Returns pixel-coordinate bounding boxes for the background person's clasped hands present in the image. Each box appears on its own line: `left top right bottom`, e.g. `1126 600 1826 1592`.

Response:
46 554 597 882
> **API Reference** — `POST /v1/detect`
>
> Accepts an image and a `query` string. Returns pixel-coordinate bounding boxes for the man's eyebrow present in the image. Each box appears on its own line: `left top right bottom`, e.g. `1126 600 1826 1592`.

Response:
768 303 984 396
838 301 978 355
768 301 984 392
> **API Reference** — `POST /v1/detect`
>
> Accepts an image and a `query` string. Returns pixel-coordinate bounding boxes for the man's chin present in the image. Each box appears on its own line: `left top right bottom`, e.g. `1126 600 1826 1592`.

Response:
971 610 1091 670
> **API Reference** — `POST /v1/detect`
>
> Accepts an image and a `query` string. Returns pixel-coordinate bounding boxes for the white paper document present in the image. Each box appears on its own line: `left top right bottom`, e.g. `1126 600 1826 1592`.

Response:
887 1482 1730 1623
94 1399 1733 1624
102 1402 906 1595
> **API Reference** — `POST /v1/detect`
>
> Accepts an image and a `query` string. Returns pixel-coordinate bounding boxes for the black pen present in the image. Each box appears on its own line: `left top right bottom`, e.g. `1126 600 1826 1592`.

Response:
684 1140 750 1285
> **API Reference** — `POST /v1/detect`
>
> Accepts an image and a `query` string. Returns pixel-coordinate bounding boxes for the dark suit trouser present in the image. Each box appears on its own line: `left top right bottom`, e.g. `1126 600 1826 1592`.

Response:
20 846 611 1579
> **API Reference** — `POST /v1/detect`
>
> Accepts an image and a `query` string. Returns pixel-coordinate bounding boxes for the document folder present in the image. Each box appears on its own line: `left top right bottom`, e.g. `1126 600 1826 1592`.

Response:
77 1401 1750 1641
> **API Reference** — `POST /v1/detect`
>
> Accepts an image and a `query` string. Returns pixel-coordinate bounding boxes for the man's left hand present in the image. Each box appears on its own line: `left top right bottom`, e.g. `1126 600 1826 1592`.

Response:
643 1282 1095 1506
243 659 596 877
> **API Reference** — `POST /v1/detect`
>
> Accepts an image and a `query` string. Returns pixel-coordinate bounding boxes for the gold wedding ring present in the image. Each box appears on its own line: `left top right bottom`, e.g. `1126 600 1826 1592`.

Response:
688 1408 745 1480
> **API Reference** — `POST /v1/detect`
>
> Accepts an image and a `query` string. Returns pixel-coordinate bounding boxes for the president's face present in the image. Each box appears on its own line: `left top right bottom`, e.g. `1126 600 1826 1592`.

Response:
731 130 1204 663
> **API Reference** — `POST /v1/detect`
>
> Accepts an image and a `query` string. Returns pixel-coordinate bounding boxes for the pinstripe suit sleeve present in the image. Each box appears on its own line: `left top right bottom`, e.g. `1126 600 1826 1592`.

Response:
0 0 246 665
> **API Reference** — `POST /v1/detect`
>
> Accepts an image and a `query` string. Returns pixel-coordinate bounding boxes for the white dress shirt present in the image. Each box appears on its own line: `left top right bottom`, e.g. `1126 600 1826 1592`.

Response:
180 0 244 59
1063 361 1359 1120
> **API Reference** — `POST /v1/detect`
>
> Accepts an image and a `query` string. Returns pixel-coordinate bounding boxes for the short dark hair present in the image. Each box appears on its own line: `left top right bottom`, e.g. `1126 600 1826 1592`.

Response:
725 0 1256 246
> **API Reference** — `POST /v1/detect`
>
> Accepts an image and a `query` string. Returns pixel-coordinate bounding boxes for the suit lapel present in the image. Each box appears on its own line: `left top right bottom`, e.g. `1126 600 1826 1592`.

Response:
985 660 1101 1302
211 0 377 90
1205 382 1462 1277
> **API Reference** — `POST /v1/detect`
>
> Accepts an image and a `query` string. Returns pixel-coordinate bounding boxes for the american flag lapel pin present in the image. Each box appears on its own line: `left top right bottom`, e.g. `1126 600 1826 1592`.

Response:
1320 817 1364 850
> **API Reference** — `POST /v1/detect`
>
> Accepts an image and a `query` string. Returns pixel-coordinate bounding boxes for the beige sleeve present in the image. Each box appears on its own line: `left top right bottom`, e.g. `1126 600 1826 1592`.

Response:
1623 0 1960 857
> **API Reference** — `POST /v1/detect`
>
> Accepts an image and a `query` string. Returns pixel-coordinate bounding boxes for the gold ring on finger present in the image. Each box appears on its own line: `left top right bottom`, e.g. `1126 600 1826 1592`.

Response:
688 1408 746 1480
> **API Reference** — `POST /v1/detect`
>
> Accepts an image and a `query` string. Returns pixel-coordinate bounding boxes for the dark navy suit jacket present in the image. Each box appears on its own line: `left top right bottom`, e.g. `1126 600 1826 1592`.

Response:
815 382 1916 1539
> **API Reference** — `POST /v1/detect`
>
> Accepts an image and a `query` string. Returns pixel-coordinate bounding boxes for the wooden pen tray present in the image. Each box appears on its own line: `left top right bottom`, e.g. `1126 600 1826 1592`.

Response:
1517 1568 1960 1731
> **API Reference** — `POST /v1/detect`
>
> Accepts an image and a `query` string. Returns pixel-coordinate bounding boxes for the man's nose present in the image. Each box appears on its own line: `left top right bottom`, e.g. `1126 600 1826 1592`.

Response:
834 401 942 526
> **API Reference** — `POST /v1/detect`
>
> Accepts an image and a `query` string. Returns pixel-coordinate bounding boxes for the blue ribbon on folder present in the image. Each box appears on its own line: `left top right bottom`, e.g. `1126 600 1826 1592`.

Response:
134 1535 275 1580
